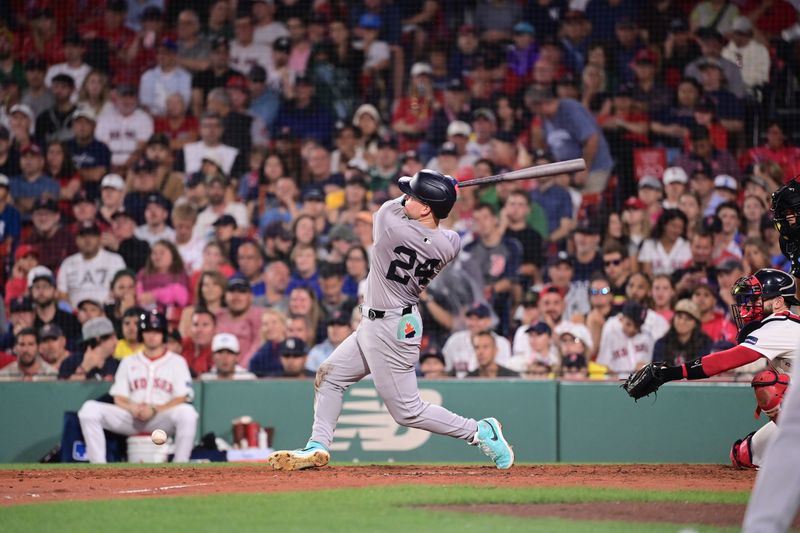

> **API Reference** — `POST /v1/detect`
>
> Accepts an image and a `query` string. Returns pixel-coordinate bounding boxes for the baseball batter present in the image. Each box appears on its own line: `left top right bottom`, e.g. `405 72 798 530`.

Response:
78 310 198 463
623 268 799 468
268 170 514 470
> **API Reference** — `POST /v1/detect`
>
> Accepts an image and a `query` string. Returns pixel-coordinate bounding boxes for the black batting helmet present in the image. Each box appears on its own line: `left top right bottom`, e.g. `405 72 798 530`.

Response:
138 309 168 342
771 178 800 241
398 169 458 219
731 268 799 329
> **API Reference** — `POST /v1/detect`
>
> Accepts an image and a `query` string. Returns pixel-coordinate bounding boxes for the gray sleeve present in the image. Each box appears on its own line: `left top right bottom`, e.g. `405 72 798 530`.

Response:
373 196 405 238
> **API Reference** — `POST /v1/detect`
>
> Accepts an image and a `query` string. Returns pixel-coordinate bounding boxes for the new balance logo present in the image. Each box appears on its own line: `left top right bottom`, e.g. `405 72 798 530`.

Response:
330 388 443 451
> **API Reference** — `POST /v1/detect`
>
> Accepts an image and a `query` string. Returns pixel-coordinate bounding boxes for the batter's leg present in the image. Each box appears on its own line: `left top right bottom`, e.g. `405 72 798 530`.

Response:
310 332 371 448
144 404 199 462
77 400 137 464
358 323 478 441
744 386 800 532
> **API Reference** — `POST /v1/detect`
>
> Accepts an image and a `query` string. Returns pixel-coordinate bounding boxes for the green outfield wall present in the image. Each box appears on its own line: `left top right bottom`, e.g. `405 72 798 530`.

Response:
0 380 764 463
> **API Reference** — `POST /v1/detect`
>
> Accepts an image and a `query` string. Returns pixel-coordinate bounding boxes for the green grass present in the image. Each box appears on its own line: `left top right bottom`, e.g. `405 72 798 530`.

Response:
0 484 749 533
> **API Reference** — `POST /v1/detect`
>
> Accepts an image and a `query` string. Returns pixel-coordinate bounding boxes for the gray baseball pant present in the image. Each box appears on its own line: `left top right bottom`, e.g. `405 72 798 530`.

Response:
310 306 478 448
743 367 800 532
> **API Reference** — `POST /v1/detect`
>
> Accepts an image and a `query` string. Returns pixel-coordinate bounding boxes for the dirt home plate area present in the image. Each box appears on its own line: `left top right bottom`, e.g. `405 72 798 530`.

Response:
5 464 797 528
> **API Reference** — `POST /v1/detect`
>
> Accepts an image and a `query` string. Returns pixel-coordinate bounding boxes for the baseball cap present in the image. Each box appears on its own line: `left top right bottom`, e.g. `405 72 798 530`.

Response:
147 133 170 147
9 296 33 313
226 75 248 91
526 321 552 335
248 65 267 83
212 333 240 353
701 214 723 234
717 257 744 273
554 322 594 351
494 131 517 144
696 27 724 41
115 84 138 97
669 18 689 32
211 36 229 51
472 108 497 123
263 221 292 240
438 141 458 157
574 217 600 235
227 276 251 292
513 22 535 35
633 48 657 65
77 221 101 236
328 223 356 243
547 250 574 268
159 37 177 52
145 193 171 211
465 303 491 318
732 16 753 34
77 298 103 310
352 104 380 126
623 197 647 210
27 265 55 288
278 337 308 357
303 188 325 202
39 323 63 341
521 290 539 308
326 310 351 327
673 298 701 322
73 190 93 205
32 197 58 213
402 149 421 163
638 175 663 191
213 214 238 228
20 142 43 157
447 120 471 138
101 173 126 191
410 62 433 77
620 300 647 327
141 5 163 21
698 57 724 71
82 316 115 341
445 78 466 92
72 106 96 123
273 36 291 53
358 13 381 29
14 244 38 261
0 173 9 187
663 167 688 185
714 174 738 192
51 73 75 87
745 174 769 191
111 208 135 221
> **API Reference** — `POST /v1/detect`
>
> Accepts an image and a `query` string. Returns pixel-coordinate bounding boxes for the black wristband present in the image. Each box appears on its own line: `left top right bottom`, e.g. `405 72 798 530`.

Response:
684 359 708 380
660 364 685 382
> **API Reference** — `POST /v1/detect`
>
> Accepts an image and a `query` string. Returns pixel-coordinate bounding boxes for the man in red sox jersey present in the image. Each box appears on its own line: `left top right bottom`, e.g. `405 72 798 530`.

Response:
78 310 198 463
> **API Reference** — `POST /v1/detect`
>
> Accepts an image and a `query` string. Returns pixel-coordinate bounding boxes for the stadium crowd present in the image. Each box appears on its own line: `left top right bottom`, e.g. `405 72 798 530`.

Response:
0 0 799 384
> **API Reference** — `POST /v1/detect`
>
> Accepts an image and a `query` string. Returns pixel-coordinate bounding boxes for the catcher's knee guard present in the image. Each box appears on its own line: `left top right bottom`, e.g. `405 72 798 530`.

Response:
730 431 758 469
752 370 790 422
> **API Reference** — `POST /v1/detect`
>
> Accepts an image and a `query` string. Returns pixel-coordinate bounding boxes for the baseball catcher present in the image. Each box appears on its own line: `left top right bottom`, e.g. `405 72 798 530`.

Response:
623 268 798 468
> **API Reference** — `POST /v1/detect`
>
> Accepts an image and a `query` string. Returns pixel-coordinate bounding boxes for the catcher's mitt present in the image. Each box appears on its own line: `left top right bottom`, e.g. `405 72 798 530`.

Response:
622 362 669 400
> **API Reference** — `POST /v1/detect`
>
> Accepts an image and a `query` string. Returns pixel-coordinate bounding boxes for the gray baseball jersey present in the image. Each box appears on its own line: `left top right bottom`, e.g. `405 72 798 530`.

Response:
364 197 460 310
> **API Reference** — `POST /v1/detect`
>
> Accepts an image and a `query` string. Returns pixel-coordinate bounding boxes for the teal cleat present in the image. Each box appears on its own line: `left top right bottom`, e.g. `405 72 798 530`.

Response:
267 440 330 471
474 418 514 469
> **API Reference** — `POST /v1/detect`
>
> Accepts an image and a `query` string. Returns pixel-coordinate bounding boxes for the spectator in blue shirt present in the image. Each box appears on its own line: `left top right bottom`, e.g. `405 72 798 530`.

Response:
530 152 575 247
526 84 614 195
0 174 21 251
585 0 637 43
66 107 111 201
285 243 321 299
10 144 59 217
272 75 334 148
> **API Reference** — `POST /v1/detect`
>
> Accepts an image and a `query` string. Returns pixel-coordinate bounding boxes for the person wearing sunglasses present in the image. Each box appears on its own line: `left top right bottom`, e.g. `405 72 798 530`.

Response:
586 273 614 360
601 240 631 310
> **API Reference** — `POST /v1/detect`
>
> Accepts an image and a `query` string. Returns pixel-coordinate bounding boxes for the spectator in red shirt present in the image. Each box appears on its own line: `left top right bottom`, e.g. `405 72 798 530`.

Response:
181 307 216 378
691 281 737 343
391 63 437 152
17 9 64 65
742 119 800 183
215 276 264 367
79 0 136 84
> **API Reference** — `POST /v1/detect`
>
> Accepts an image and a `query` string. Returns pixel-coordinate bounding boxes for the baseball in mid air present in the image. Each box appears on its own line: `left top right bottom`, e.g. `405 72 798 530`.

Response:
151 429 167 445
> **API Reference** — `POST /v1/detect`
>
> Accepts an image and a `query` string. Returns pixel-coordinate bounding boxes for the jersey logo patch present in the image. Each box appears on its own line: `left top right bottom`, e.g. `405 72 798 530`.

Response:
743 335 758 345
397 315 422 340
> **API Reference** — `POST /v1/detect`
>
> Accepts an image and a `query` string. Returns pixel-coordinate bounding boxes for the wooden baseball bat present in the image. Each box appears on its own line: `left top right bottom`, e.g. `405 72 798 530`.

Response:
457 158 587 188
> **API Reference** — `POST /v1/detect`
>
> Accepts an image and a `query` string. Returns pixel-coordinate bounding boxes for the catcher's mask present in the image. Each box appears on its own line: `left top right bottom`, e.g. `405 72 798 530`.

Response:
731 275 765 330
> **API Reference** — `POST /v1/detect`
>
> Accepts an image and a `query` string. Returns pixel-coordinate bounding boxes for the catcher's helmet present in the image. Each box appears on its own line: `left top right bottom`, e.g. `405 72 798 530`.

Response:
731 268 800 329
138 309 168 342
771 178 800 241
398 169 458 219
